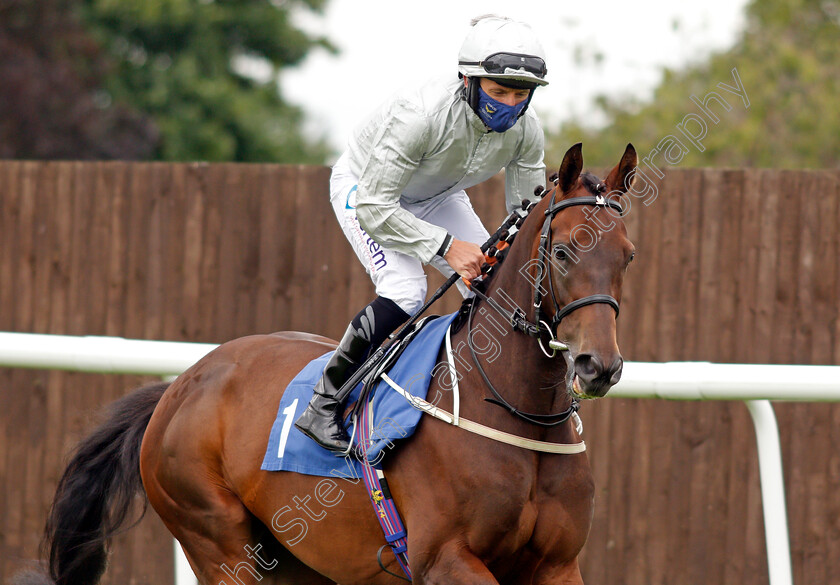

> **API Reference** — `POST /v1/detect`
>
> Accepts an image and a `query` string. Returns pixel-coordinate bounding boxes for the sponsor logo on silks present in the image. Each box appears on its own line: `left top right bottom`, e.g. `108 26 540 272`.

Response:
349 216 388 272
345 185 358 210
365 232 387 271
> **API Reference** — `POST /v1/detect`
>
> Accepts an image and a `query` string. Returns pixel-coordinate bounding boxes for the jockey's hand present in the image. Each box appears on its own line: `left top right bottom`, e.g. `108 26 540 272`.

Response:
444 238 484 280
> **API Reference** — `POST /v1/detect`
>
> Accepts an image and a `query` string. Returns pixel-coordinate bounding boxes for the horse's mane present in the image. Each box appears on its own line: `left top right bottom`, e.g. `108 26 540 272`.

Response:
449 189 543 332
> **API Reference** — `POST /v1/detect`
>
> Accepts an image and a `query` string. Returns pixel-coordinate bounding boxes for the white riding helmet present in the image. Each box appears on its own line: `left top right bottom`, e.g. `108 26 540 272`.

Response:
457 15 549 87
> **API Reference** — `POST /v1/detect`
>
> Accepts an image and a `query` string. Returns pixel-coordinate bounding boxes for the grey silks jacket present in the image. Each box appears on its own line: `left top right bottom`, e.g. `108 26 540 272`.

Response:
344 75 546 265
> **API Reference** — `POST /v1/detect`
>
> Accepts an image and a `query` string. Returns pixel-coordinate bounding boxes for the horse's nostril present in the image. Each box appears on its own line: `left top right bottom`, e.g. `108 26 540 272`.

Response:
609 357 624 384
574 354 623 385
574 354 602 382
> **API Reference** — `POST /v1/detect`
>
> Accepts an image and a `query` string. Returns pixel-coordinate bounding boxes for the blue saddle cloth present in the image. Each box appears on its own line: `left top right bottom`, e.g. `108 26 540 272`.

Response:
261 312 458 478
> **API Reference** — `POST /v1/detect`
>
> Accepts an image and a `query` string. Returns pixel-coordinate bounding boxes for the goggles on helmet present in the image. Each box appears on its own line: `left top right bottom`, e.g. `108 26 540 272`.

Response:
458 52 547 79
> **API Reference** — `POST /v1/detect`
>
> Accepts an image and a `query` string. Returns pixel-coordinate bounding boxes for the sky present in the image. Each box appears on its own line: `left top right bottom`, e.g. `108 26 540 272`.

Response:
280 0 750 160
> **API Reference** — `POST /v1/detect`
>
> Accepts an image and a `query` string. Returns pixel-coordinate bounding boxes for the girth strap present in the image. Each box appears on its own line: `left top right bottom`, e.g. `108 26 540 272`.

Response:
354 399 412 580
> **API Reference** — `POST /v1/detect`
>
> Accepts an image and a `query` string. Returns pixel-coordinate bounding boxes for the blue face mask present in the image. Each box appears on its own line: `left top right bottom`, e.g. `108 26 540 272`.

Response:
476 86 529 132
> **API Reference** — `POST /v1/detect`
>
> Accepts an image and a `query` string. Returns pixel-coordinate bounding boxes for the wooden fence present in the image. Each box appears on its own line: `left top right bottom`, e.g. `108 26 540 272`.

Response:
1 162 838 585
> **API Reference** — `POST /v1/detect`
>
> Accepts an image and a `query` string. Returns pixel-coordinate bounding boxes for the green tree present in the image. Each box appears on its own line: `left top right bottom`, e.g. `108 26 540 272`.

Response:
545 0 840 169
78 0 335 162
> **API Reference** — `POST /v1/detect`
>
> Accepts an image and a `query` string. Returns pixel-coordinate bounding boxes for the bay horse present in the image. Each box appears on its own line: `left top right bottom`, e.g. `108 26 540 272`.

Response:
32 143 637 585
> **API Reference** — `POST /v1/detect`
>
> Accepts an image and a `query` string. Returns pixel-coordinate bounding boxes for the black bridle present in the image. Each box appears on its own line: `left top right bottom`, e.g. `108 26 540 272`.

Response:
533 189 624 336
466 187 625 427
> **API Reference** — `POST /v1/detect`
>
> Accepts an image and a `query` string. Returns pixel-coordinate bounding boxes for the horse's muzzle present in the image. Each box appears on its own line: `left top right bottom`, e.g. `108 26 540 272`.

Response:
569 353 624 399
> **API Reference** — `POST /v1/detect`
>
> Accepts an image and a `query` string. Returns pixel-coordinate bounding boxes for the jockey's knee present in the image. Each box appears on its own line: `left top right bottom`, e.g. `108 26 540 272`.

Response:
373 270 427 316
391 294 424 316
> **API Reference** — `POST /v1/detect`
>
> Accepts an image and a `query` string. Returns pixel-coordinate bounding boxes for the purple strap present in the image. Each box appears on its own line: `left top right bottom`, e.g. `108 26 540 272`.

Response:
354 399 412 580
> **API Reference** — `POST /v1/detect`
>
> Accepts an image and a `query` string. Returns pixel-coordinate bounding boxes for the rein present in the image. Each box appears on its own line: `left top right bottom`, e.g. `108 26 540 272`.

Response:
466 298 580 427
465 185 625 427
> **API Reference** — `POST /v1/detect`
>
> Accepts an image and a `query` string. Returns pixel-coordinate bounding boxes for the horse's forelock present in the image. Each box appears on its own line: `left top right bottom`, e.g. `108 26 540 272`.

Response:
579 172 607 195
546 171 606 199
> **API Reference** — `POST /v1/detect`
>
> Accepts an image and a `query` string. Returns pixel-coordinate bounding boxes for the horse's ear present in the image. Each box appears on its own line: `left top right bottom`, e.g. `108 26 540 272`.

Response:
557 143 583 194
604 143 638 195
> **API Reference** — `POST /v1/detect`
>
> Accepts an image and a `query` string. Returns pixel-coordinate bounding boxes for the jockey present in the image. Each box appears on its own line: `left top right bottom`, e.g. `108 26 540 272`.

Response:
295 14 549 453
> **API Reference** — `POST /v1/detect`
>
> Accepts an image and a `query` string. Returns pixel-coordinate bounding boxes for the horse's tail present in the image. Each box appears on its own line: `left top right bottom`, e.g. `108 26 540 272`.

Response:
21 382 169 585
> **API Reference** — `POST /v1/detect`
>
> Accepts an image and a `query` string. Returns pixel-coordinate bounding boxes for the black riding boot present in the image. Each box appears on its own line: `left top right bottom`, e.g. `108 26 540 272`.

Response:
294 324 372 453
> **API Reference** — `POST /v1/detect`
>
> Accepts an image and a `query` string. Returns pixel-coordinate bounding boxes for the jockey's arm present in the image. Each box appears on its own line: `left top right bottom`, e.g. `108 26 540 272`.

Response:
354 106 451 265
443 238 484 280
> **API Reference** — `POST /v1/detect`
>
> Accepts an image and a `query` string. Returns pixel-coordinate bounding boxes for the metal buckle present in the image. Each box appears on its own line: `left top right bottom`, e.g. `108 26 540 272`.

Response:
510 307 527 330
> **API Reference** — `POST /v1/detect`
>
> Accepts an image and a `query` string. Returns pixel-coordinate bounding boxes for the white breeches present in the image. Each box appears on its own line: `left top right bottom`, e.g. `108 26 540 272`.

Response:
329 155 490 314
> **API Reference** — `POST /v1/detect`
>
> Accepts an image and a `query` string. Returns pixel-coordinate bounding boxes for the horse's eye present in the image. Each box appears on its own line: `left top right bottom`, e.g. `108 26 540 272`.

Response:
553 246 568 261
628 252 636 263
